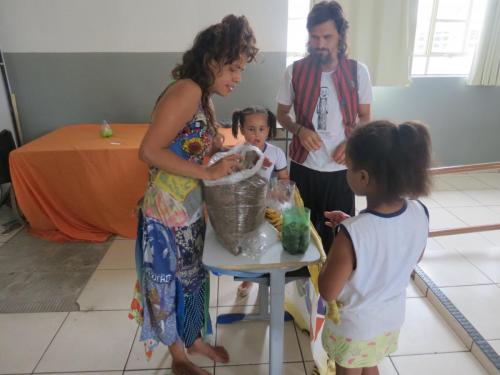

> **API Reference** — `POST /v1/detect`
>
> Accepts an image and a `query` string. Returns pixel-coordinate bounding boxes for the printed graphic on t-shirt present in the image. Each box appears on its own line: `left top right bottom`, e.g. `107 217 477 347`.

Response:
316 86 329 131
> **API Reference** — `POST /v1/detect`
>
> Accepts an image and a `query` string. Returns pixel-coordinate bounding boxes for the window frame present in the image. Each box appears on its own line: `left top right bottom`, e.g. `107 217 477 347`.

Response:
412 0 485 77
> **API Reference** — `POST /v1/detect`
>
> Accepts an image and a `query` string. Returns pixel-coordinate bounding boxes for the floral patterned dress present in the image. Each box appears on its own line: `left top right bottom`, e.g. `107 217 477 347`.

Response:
129 105 214 358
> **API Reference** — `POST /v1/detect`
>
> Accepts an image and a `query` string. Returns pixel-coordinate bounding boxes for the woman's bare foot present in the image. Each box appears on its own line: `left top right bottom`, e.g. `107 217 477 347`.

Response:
172 359 211 375
187 338 230 363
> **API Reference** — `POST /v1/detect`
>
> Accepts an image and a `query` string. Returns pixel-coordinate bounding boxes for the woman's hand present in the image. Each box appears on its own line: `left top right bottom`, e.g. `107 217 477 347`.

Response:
324 210 350 228
212 133 225 152
205 154 242 180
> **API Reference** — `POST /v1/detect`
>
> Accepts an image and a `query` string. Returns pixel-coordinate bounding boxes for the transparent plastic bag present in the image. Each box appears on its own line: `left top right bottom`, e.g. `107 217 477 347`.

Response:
237 221 280 259
266 179 296 212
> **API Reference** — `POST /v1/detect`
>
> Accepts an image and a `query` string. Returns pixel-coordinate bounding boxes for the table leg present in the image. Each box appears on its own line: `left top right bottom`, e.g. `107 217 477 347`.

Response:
269 269 286 375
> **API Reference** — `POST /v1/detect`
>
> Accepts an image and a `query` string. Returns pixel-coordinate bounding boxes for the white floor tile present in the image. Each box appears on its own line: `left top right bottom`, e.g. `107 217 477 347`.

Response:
487 339 500 353
481 229 500 245
391 352 489 375
126 308 217 370
435 232 493 252
426 290 473 349
424 238 446 253
430 176 456 191
427 207 467 231
441 285 500 340
451 242 500 283
379 357 399 375
0 312 67 374
439 174 492 190
446 206 500 226
217 275 259 307
125 370 213 375
489 205 500 215
429 191 481 208
472 172 500 189
407 280 424 297
394 298 467 355
210 272 219 308
128 371 213 375
419 196 441 208
462 189 500 205
215 362 305 374
126 333 173 371
296 325 313 362
77 269 137 310
419 247 492 287
47 372 122 375
304 361 316 374
35 311 137 372
98 239 135 270
215 306 302 366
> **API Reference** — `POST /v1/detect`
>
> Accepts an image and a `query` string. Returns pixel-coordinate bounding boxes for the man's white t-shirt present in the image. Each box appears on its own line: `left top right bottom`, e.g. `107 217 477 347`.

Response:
276 61 373 172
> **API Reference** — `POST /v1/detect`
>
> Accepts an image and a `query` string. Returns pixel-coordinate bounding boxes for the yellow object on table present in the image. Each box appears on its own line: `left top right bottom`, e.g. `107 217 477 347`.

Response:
293 189 341 325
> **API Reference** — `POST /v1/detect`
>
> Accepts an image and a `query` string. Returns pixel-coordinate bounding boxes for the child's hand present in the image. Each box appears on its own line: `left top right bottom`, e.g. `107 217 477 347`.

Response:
324 211 350 228
206 154 242 179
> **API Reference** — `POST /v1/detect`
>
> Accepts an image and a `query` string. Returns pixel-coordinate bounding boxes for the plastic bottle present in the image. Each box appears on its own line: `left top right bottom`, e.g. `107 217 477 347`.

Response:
100 120 113 138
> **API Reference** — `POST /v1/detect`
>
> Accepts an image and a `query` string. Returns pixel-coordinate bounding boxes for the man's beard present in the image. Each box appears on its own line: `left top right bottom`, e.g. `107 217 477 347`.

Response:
307 46 332 65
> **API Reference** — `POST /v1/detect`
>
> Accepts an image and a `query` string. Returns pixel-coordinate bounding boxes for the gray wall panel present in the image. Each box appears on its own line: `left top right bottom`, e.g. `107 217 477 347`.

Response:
373 77 500 167
4 52 500 166
5 52 287 141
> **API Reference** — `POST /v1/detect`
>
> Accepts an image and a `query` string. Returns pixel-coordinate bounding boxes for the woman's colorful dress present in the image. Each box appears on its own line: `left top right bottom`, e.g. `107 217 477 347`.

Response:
129 106 214 358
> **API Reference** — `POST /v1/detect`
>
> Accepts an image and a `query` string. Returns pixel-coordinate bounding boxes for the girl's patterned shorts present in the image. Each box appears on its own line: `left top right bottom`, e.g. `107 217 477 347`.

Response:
322 329 399 368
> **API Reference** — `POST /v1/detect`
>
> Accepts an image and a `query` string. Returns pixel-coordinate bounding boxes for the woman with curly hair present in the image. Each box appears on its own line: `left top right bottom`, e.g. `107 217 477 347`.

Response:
129 15 258 374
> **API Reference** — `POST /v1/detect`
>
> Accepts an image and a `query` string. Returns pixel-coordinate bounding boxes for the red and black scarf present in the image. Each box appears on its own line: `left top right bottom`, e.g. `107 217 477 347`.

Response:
290 55 359 164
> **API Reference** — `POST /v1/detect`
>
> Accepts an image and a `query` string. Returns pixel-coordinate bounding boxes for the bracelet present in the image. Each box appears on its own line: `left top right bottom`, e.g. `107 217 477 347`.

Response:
296 126 302 136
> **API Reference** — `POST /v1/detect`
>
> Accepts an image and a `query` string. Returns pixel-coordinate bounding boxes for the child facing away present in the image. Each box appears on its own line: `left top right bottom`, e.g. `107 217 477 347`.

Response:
231 106 290 297
318 120 432 375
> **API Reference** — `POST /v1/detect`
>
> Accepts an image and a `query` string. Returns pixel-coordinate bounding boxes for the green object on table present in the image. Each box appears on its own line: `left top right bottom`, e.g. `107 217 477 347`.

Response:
100 120 113 138
281 207 310 255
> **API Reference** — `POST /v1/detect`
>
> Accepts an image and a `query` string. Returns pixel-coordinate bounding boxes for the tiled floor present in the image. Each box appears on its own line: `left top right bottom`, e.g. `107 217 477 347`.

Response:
1 171 500 374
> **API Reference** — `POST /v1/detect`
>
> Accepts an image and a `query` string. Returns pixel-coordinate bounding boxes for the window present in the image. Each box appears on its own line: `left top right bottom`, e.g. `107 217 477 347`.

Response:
286 0 488 77
286 0 309 66
412 0 488 76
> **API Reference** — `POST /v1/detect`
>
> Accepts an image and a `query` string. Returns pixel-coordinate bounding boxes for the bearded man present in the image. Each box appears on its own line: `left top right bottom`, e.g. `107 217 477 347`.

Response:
277 0 373 252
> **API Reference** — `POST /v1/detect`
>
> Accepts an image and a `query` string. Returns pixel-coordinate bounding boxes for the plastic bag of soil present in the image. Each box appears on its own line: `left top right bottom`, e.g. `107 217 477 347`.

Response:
203 144 268 255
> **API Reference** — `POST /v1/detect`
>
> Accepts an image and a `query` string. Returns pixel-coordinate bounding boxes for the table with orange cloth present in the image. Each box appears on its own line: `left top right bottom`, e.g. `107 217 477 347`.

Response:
9 124 150 242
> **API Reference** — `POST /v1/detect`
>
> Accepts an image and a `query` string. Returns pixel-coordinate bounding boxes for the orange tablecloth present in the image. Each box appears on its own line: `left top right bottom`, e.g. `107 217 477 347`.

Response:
9 124 149 242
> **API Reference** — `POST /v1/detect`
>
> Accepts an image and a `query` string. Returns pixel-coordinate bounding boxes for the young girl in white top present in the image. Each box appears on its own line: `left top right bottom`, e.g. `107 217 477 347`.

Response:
231 106 289 297
318 120 431 375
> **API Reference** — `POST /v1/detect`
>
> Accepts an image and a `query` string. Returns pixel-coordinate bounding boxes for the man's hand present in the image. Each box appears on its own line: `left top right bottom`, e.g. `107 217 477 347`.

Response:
298 127 322 152
324 210 350 228
332 141 346 165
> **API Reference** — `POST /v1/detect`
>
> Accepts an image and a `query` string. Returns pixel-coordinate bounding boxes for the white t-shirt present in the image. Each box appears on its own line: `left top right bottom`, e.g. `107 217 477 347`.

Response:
257 142 288 181
323 200 429 340
276 61 373 172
